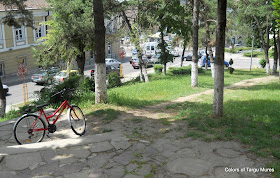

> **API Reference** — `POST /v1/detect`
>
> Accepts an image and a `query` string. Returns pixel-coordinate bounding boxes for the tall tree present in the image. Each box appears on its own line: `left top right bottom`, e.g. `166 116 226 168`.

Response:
213 0 227 117
94 0 107 103
191 0 199 87
238 0 274 75
155 0 191 75
33 0 94 75
200 0 217 77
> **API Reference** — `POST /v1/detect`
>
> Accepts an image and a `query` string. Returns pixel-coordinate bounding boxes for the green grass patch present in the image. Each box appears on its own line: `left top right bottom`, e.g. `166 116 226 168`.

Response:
243 50 274 58
107 69 266 108
173 81 280 177
91 108 121 124
0 69 267 122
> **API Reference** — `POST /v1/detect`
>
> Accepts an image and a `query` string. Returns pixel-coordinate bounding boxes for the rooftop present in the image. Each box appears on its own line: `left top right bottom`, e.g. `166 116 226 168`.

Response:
0 0 49 11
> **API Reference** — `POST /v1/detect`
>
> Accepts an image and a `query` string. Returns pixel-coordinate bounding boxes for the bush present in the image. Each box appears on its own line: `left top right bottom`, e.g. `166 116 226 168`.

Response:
154 64 163 74
108 71 121 88
243 52 257 57
80 76 95 92
169 65 204 75
229 67 234 74
169 65 191 75
37 76 83 106
259 59 266 68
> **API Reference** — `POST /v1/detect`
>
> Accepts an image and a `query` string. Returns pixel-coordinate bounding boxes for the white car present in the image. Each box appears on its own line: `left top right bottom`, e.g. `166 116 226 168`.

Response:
105 58 121 68
171 49 180 57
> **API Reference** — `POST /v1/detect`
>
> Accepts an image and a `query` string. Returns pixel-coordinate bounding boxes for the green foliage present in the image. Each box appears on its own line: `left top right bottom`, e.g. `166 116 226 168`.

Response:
259 58 266 68
246 36 262 48
229 67 234 74
108 72 122 88
32 0 94 69
80 76 95 92
153 65 163 74
243 52 257 57
36 76 94 106
169 65 204 75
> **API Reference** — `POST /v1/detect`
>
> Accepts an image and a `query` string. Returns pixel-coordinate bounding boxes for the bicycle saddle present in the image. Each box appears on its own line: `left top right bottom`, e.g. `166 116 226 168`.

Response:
36 103 49 109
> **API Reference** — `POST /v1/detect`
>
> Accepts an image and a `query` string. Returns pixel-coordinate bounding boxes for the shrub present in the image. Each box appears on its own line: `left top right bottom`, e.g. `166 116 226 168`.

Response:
37 76 83 106
108 71 121 88
169 65 204 75
154 64 163 74
81 76 95 92
169 65 191 75
259 58 266 68
243 52 257 57
229 67 234 74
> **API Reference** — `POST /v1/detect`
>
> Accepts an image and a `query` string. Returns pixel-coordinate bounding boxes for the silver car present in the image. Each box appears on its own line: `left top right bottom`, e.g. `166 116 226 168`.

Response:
31 68 59 85
105 58 121 68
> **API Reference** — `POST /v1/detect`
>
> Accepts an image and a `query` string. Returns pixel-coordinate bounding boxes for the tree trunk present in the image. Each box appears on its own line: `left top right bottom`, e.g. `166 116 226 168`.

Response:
273 29 278 74
93 0 107 104
0 78 6 117
181 42 186 67
213 0 227 117
252 15 270 75
205 46 208 70
121 10 149 82
160 29 167 75
276 30 280 80
191 0 199 87
76 51 86 75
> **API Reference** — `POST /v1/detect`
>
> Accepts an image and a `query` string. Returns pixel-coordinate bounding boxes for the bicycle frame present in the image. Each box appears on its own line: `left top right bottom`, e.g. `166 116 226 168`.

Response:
31 100 74 132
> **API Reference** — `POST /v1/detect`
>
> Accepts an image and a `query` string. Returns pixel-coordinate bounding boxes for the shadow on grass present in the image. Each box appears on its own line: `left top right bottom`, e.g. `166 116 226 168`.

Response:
172 98 280 160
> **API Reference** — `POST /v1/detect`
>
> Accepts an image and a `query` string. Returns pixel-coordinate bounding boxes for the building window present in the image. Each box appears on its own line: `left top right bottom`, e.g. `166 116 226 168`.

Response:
0 64 4 77
15 27 24 41
18 57 26 67
35 22 43 39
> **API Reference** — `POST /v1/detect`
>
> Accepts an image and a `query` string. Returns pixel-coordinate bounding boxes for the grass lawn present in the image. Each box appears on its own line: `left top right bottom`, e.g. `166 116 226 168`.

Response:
170 80 280 177
0 69 267 122
106 69 267 108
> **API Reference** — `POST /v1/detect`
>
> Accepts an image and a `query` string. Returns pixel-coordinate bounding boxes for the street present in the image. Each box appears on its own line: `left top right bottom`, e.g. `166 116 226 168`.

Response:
6 47 275 110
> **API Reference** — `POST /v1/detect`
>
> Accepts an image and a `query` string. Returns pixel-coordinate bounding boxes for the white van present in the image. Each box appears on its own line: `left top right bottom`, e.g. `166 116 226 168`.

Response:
145 42 158 57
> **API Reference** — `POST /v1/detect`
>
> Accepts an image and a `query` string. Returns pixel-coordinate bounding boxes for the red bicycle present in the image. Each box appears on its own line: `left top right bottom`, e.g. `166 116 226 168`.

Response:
13 88 86 145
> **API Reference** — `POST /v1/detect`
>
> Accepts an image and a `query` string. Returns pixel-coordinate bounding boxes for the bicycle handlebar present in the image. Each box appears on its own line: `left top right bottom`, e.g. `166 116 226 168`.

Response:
51 88 75 98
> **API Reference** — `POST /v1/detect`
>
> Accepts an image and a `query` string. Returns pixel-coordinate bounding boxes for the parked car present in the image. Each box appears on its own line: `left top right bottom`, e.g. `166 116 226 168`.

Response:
129 54 138 64
2 84 8 95
171 49 180 57
31 68 59 85
200 55 229 67
53 70 79 84
184 51 204 61
150 54 160 64
184 53 192 61
91 65 120 76
105 58 121 68
132 58 154 69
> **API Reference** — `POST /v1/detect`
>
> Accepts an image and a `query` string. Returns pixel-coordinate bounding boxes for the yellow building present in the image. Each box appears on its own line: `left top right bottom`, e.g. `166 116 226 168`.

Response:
0 0 121 78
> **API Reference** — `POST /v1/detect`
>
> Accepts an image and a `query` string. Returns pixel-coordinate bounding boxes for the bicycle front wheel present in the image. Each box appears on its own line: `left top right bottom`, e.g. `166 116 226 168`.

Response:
13 114 46 145
68 106 86 136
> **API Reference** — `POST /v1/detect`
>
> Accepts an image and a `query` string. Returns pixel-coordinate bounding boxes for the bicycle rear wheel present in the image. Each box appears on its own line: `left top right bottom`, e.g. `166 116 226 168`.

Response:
67 106 86 136
13 114 46 145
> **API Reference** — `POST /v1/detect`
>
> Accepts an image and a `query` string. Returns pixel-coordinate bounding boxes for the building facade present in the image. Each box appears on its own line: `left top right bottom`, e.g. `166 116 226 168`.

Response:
0 0 121 78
